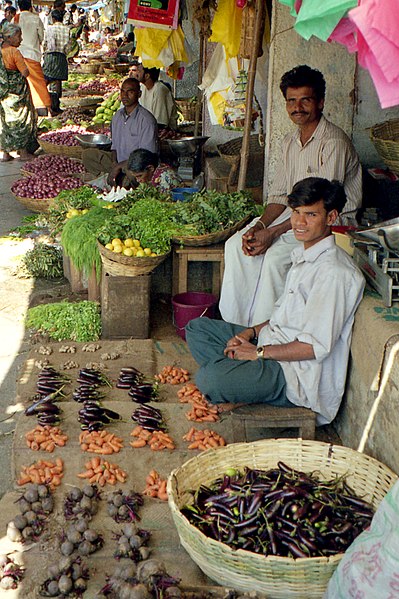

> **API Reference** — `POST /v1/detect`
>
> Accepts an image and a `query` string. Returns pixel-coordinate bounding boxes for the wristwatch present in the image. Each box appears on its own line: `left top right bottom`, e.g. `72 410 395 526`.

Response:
256 346 265 359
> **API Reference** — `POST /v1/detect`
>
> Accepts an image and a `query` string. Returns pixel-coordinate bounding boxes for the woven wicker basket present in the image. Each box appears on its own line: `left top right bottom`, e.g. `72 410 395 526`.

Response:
168 438 397 598
370 118 399 175
61 95 103 108
79 63 101 74
217 134 264 165
97 241 169 276
13 194 54 213
38 140 83 159
172 215 252 247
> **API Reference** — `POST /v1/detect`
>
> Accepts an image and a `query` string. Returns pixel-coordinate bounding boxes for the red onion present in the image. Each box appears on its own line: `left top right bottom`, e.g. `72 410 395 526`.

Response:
11 174 82 199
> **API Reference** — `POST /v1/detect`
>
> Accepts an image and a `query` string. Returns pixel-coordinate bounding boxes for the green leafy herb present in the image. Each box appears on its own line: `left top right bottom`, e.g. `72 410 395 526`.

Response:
61 206 112 279
171 189 256 235
23 243 63 279
26 300 101 341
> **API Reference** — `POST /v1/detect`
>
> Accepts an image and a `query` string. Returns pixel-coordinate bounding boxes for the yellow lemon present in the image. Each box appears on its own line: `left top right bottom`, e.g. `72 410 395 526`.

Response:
124 238 134 247
143 248 152 256
112 238 122 245
123 248 134 257
113 245 123 254
66 211 72 219
107 203 115 209
131 247 138 256
136 249 145 257
132 239 141 248
105 243 114 250
70 209 80 217
81 209 89 214
150 252 157 257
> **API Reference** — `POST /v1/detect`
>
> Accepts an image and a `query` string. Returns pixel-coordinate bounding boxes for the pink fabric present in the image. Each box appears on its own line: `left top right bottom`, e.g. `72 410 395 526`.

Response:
294 0 302 12
349 0 399 108
328 17 358 53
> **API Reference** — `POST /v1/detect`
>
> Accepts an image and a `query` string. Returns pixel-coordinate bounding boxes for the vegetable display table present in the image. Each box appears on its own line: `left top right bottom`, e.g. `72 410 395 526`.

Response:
172 243 225 297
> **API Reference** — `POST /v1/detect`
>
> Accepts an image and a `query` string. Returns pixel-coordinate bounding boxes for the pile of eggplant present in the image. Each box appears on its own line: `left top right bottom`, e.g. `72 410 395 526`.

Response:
25 367 70 425
131 405 165 432
77 402 122 431
77 367 112 387
182 462 376 559
116 367 158 405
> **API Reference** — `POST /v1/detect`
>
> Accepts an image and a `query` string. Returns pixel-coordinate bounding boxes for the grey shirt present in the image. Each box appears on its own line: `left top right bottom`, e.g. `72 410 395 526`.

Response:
110 104 158 162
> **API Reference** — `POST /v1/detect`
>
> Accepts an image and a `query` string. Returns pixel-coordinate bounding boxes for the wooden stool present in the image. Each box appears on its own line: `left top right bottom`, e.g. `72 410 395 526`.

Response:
231 405 316 442
172 243 225 297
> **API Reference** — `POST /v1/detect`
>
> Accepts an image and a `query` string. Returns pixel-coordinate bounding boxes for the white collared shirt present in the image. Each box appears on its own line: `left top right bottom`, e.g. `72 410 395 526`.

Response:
258 235 365 424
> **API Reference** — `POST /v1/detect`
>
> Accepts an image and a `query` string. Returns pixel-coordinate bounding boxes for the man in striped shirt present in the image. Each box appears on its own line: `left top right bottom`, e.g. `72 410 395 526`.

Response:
219 64 362 328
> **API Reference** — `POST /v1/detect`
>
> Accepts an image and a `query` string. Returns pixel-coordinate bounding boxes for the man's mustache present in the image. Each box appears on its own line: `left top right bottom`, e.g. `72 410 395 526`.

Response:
291 111 308 115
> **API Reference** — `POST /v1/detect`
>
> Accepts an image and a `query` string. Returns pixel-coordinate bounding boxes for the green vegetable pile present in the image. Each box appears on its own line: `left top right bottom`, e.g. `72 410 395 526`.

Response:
47 186 100 236
97 194 177 255
172 189 256 235
26 301 101 342
61 206 112 279
23 243 63 279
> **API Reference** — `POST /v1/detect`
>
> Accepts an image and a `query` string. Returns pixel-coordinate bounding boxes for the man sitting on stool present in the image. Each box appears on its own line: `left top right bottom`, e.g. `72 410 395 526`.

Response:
186 177 365 426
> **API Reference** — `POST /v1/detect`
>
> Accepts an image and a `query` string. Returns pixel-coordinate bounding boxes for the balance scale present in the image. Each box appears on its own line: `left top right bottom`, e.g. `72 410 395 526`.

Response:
351 217 399 306
166 136 209 181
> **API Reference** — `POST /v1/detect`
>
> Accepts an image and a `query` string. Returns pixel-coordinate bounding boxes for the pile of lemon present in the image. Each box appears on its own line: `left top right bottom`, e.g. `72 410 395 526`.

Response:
105 238 157 257
66 208 89 219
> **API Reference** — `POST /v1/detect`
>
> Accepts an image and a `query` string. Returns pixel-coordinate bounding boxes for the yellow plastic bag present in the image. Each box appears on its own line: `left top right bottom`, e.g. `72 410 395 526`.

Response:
135 28 171 60
135 26 187 67
210 0 243 59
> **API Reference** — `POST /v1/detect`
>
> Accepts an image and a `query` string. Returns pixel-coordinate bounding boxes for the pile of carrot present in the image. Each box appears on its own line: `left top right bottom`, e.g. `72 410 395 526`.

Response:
155 365 190 385
178 383 219 422
183 427 227 450
130 426 175 450
17 457 64 489
25 425 68 452
77 456 127 487
79 430 123 454
143 469 168 501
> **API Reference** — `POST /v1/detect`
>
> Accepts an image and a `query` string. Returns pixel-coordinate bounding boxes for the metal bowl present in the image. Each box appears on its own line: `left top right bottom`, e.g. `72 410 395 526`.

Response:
75 133 112 150
166 136 209 157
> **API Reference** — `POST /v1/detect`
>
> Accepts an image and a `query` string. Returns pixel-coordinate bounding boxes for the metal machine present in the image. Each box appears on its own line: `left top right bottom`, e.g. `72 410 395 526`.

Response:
351 217 399 306
166 136 209 181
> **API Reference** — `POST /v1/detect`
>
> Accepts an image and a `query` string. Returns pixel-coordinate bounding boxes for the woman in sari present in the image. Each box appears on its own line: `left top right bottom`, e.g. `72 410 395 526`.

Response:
0 23 37 162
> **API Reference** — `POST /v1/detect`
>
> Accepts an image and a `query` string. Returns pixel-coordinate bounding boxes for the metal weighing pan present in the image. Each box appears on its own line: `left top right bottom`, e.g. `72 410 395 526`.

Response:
352 217 399 251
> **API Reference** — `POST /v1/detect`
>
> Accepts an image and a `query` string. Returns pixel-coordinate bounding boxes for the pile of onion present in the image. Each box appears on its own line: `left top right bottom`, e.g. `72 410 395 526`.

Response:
11 174 82 199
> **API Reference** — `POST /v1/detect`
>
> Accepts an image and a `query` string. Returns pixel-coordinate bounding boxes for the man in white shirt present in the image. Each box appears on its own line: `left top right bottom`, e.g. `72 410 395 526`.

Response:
186 177 365 426
134 66 178 132
219 65 363 327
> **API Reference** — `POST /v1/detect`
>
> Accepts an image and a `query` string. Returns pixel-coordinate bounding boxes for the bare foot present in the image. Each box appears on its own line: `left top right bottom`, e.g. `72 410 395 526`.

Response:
217 402 247 413
0 152 14 162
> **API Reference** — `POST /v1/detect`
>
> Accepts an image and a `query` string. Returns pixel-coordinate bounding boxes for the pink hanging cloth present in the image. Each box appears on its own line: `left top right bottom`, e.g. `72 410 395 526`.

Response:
349 0 399 108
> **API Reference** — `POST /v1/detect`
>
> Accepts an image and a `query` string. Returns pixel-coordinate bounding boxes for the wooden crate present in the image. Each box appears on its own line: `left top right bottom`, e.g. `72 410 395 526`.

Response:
101 272 150 339
62 253 101 301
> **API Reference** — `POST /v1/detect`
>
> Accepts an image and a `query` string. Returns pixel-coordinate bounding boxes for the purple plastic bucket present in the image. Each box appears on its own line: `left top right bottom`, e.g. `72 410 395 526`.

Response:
172 292 218 340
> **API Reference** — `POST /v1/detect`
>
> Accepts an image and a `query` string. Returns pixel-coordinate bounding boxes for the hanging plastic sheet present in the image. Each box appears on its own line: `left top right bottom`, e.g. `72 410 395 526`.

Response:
349 0 399 109
328 17 358 53
134 25 188 68
209 0 243 59
285 0 358 42
199 43 239 125
277 0 302 17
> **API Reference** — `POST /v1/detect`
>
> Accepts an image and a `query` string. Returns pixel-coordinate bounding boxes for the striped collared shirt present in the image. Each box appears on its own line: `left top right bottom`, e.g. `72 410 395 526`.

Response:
268 115 362 225
44 22 70 54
